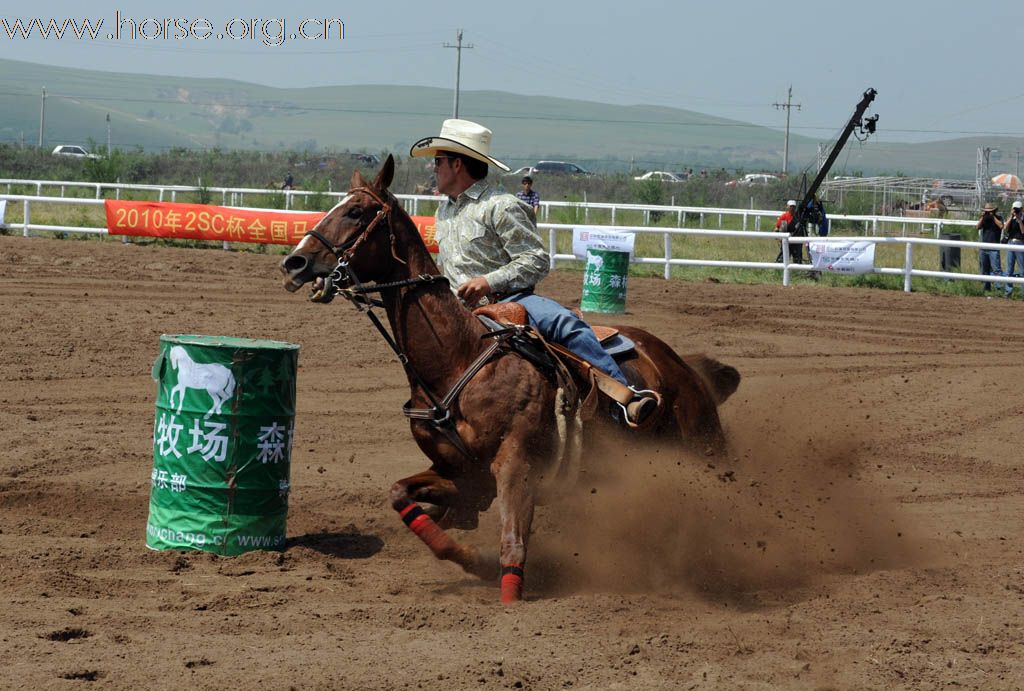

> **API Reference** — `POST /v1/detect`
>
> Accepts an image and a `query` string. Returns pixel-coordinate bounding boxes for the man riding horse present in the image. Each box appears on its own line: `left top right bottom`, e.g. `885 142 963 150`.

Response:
410 119 658 427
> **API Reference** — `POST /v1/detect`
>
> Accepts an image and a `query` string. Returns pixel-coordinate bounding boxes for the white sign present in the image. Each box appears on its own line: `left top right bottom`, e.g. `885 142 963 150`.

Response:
572 227 635 259
808 241 876 275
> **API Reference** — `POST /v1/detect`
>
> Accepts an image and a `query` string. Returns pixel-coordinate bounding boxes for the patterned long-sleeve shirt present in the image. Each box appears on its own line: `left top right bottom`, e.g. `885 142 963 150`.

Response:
435 181 550 295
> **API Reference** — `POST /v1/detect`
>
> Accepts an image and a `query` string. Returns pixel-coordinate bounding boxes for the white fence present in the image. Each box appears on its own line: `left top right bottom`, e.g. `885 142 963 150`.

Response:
3 192 1022 294
0 177 982 238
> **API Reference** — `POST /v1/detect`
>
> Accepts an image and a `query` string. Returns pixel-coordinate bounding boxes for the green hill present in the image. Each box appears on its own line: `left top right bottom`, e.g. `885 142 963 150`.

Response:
0 58 1019 178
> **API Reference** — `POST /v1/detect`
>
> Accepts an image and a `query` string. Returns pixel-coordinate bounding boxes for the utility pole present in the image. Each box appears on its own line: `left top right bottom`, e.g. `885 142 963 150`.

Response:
773 85 800 177
106 113 111 156
444 29 473 118
38 86 47 148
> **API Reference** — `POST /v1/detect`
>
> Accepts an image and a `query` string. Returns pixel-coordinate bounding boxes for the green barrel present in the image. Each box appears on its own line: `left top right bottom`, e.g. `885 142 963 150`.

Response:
147 334 300 556
580 248 629 314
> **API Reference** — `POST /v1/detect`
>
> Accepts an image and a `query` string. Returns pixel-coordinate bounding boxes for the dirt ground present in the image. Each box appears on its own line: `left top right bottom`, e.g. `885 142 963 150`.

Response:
1 234 1022 690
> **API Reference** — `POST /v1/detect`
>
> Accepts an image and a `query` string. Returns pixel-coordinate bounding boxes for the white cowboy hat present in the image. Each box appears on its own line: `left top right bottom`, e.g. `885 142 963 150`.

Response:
410 119 511 172
786 199 797 207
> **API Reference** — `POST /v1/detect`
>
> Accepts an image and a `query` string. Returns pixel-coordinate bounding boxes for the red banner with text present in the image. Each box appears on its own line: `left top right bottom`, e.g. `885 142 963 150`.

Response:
103 200 438 253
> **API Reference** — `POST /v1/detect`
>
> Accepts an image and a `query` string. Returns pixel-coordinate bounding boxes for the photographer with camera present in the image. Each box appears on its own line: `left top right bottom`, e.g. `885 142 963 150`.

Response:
976 203 1005 293
1004 200 1024 297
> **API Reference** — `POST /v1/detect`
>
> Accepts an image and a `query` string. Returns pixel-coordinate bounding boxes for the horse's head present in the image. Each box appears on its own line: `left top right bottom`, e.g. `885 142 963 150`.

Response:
280 155 398 299
168 345 184 369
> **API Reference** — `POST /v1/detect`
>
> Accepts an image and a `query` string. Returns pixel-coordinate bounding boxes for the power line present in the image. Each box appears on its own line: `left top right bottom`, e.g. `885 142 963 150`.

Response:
772 86 800 175
443 29 473 118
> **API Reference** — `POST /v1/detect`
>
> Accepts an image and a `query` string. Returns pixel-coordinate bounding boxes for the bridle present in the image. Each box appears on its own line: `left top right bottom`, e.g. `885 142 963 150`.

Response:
304 185 396 266
302 185 439 307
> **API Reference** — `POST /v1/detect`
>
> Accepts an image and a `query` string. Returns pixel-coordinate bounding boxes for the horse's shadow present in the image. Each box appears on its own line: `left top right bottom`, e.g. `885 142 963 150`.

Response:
288 530 384 559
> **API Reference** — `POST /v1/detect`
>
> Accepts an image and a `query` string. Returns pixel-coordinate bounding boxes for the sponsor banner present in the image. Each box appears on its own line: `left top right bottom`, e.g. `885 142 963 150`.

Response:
572 226 635 259
808 241 876 275
104 199 439 252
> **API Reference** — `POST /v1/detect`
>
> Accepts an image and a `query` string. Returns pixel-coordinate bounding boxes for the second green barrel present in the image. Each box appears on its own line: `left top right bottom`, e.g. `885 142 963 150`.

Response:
580 248 629 314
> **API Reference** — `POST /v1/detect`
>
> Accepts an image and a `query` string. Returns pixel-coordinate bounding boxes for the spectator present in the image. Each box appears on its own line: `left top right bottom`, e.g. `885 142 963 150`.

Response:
976 203 1005 293
774 199 803 263
282 171 294 191
808 196 829 237
515 176 541 219
1004 200 1024 297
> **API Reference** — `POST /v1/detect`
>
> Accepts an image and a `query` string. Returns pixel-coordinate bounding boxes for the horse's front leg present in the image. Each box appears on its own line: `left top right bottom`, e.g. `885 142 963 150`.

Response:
492 450 536 604
389 469 497 581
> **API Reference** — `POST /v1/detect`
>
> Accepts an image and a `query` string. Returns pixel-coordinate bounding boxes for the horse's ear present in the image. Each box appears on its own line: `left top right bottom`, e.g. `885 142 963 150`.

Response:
350 168 367 190
373 154 395 191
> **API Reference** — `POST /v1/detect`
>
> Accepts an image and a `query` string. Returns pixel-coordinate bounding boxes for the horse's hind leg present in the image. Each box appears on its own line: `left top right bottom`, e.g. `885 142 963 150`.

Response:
390 470 496 582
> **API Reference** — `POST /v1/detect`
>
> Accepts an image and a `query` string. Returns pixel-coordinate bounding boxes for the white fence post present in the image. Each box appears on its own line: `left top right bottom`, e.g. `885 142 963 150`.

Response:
904 243 913 292
782 239 791 287
22 199 30 237
663 232 671 280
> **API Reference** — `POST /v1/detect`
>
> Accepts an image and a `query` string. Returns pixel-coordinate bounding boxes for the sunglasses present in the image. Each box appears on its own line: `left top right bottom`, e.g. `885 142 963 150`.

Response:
433 156 455 167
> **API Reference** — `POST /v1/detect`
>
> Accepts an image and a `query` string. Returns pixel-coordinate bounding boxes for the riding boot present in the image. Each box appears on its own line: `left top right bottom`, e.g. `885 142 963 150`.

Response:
544 340 661 428
624 388 659 427
590 370 660 428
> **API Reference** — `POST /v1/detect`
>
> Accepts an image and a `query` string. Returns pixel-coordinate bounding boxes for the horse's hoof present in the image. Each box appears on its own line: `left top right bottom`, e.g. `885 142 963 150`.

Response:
461 550 500 582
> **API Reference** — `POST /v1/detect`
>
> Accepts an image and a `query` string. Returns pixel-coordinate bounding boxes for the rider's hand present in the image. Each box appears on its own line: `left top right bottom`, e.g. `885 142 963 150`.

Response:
457 276 492 305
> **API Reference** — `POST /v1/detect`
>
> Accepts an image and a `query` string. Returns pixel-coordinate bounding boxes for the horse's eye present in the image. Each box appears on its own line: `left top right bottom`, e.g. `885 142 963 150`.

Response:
347 207 362 218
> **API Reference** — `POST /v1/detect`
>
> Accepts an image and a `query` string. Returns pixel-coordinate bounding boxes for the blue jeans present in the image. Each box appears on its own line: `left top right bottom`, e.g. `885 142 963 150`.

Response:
1006 240 1024 296
505 293 629 385
978 249 1004 292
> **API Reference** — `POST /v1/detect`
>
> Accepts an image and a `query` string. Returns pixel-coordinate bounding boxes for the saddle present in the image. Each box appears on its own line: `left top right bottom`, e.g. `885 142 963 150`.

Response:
473 303 635 356
471 303 656 428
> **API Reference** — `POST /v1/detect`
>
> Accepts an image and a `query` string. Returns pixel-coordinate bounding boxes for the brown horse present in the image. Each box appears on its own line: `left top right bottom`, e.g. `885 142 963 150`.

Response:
280 155 739 603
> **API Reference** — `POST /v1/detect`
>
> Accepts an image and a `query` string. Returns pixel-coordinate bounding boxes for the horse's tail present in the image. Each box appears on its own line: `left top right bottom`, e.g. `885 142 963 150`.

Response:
682 353 740 405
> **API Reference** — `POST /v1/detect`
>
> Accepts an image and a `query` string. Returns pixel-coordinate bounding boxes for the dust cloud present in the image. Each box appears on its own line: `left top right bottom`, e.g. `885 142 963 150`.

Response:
520 385 925 599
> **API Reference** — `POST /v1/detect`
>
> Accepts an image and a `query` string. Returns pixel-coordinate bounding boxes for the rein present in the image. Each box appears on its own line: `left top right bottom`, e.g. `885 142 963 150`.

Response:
301 186 504 461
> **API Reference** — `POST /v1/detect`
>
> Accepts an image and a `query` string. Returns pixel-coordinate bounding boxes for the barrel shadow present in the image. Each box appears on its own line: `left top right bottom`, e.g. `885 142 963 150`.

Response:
288 530 384 559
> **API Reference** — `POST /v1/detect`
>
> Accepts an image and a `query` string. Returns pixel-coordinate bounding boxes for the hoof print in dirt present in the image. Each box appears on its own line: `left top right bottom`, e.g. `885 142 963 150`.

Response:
44 628 91 642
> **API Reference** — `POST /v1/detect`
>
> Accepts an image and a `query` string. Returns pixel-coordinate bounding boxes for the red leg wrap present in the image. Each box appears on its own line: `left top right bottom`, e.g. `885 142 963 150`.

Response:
398 503 458 558
500 564 524 604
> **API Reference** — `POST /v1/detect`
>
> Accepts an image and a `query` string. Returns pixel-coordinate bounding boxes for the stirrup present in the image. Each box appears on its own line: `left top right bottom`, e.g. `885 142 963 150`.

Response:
617 386 661 429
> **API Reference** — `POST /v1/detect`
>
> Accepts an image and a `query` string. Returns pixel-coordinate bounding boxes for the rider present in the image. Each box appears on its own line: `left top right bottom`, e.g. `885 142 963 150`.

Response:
410 119 657 426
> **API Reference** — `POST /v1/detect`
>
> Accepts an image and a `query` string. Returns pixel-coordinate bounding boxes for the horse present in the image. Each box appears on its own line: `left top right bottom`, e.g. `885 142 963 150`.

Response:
279 155 739 603
168 345 236 418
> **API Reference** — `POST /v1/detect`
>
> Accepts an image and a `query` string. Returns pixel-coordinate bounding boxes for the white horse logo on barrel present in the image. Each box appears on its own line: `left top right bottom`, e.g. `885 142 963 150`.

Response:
586 253 604 271
168 345 236 418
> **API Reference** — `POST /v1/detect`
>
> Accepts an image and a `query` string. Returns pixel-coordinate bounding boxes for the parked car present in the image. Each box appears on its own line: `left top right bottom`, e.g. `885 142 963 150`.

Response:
504 166 534 177
634 171 685 183
350 153 380 165
51 145 100 160
927 180 980 207
531 161 592 176
738 173 779 186
725 173 780 188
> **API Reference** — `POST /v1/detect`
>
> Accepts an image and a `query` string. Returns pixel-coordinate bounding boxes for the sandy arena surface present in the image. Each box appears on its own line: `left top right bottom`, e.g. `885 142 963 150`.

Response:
1 234 1022 689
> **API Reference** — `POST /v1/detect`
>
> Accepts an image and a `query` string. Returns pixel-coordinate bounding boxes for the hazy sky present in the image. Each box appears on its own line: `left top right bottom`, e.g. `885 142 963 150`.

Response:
3 0 1022 145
